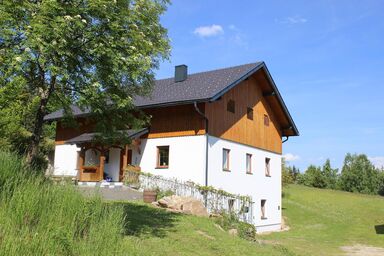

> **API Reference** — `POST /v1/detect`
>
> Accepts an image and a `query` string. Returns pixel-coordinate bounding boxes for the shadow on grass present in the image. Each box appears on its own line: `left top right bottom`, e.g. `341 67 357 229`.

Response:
375 225 384 235
117 203 180 238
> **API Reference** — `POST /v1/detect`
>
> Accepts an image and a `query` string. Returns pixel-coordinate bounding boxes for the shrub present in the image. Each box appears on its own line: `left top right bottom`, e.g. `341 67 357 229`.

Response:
155 188 175 200
214 212 256 241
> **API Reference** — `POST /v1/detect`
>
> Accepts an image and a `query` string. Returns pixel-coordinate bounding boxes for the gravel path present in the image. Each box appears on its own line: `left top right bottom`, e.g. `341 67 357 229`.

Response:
78 186 143 201
340 244 384 256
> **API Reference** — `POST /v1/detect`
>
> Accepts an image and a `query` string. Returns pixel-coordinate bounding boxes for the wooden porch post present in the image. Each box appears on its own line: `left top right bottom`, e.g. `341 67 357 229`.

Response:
119 145 129 182
78 148 85 181
99 151 106 181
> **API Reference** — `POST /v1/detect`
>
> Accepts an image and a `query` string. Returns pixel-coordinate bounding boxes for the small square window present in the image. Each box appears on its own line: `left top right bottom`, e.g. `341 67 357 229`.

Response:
157 146 169 168
265 158 271 177
223 148 230 171
247 107 253 120
261 199 267 219
246 154 252 174
227 100 235 113
264 114 270 126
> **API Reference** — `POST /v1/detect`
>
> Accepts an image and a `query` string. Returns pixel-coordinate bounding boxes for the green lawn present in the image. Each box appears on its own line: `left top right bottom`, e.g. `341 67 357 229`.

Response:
263 185 384 255
113 202 289 256
116 185 384 256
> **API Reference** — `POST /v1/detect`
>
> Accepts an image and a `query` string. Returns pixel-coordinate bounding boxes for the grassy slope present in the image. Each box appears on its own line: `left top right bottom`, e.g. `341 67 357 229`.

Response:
263 185 384 255
118 185 384 256
113 202 289 256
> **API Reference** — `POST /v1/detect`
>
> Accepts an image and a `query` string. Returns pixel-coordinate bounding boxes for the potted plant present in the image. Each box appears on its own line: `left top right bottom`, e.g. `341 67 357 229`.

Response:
123 165 141 189
143 186 158 203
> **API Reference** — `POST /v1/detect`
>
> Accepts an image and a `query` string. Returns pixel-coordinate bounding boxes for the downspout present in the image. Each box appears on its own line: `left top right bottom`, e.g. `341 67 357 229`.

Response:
193 102 209 188
282 136 289 143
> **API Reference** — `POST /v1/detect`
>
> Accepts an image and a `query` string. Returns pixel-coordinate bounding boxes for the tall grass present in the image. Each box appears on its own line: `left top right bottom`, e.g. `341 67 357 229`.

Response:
0 151 125 255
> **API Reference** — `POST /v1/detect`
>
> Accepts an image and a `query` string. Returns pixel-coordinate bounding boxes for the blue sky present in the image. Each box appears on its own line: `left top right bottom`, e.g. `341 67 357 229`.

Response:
155 0 384 171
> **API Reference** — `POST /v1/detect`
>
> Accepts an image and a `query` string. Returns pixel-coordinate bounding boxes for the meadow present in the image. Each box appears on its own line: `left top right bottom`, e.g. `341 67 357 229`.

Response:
1 150 383 255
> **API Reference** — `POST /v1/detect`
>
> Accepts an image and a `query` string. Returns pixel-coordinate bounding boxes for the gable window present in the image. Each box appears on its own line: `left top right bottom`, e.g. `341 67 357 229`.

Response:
246 154 252 174
261 199 267 219
265 157 271 177
157 146 169 168
222 148 230 171
247 107 254 120
264 114 270 126
227 100 235 113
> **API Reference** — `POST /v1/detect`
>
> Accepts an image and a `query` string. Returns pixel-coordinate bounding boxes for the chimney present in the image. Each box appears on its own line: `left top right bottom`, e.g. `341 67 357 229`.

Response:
174 64 188 82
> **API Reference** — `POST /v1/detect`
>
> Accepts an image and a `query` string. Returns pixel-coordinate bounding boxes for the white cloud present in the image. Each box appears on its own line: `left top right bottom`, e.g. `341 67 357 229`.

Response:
194 24 224 37
283 153 300 162
277 16 308 25
369 156 384 169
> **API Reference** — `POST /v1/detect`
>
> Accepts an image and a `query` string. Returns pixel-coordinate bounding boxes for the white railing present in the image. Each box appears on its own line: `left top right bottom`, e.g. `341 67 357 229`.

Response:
134 173 254 224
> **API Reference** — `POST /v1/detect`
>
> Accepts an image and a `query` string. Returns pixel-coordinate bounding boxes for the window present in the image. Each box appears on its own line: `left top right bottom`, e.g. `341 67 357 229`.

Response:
265 157 271 177
157 146 169 168
247 107 253 120
228 199 235 212
227 99 235 113
246 154 252 174
264 114 270 126
261 199 267 219
84 149 100 167
222 148 230 171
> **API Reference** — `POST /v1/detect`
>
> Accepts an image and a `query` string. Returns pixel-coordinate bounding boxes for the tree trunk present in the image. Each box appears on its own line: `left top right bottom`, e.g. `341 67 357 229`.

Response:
26 78 56 165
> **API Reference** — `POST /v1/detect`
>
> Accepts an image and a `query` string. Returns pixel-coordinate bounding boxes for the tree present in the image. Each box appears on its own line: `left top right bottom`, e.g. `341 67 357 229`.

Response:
0 0 170 164
282 158 293 186
339 153 379 194
300 165 327 188
321 159 338 189
288 165 300 183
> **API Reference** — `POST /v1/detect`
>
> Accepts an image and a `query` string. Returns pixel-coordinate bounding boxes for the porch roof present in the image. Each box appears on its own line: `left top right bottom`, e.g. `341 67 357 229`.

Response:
65 128 148 145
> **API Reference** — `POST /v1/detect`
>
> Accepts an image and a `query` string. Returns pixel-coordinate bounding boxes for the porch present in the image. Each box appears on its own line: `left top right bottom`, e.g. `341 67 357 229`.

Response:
65 128 147 182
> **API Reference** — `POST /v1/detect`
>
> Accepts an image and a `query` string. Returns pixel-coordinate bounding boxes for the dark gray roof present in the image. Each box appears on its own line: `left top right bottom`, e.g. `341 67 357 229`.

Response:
44 62 263 120
134 62 263 107
44 62 299 136
65 128 148 145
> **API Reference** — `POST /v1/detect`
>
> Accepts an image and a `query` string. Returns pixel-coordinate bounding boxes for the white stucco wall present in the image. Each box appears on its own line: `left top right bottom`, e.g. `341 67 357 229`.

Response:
53 144 80 176
104 148 121 181
207 135 282 232
52 134 282 232
133 135 207 184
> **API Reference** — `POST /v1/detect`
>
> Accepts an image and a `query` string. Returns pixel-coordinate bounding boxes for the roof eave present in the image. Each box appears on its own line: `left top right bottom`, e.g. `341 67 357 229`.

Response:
261 64 299 137
44 99 211 122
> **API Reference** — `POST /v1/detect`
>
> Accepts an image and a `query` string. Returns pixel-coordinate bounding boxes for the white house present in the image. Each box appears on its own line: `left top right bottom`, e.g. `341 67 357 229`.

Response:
44 62 299 232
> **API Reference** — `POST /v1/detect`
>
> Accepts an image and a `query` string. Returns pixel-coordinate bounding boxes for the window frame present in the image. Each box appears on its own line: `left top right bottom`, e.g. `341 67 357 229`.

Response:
227 99 235 114
265 157 271 177
247 107 254 120
261 199 267 219
246 153 252 174
264 114 270 126
156 145 170 169
222 148 230 171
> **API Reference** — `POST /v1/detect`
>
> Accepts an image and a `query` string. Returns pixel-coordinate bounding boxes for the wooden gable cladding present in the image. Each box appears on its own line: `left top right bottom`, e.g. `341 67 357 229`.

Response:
205 74 283 154
254 69 295 136
145 104 206 138
55 118 95 145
